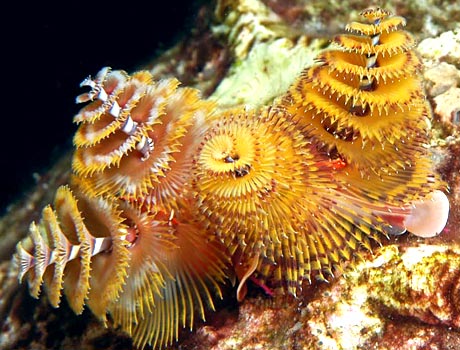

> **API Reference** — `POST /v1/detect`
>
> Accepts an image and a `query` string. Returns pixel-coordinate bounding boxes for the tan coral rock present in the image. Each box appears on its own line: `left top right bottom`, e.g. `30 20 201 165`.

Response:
213 0 288 60
424 62 460 96
180 243 460 350
303 244 460 350
418 29 460 65
434 87 460 128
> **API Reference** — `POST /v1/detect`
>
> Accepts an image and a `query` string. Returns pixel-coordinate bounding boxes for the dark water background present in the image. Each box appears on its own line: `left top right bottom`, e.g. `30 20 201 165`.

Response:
1 1 202 214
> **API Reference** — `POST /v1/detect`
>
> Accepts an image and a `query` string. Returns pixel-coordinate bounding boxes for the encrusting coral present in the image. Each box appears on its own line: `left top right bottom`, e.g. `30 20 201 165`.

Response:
12 7 450 349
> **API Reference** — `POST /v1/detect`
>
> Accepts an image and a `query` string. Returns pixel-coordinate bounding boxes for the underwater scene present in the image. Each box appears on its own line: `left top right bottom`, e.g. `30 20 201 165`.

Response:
1 1 460 349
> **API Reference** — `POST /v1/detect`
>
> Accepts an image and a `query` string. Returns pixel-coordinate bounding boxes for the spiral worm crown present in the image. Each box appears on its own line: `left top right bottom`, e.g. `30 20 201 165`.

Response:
73 67 215 211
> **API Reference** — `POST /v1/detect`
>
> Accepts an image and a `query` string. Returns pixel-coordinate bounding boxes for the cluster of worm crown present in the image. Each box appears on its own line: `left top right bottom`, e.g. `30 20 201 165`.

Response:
13 8 450 350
